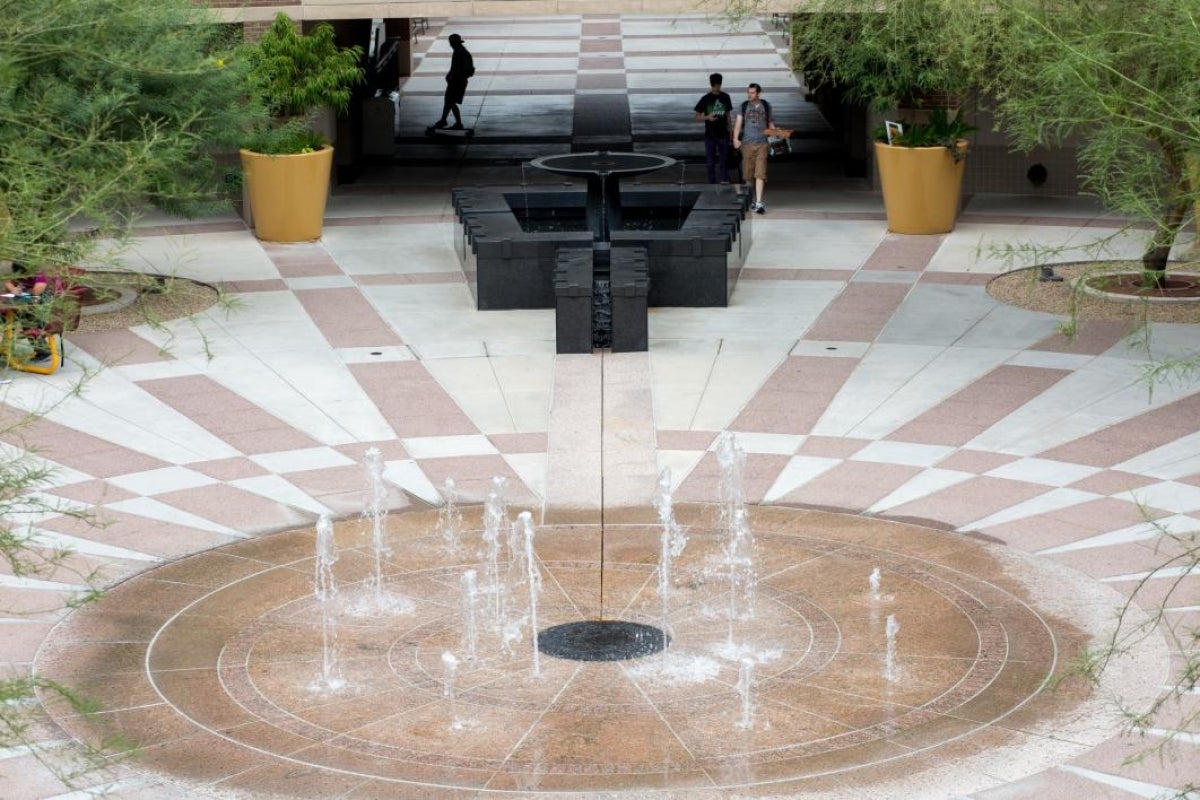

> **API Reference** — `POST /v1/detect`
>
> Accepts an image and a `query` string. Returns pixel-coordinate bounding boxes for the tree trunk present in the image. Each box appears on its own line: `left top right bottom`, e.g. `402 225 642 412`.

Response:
1140 138 1190 287
1140 200 1186 282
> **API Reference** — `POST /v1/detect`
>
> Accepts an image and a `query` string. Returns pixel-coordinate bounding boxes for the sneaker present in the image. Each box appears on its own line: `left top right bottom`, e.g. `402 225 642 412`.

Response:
449 122 464 130
433 120 448 129
754 202 766 214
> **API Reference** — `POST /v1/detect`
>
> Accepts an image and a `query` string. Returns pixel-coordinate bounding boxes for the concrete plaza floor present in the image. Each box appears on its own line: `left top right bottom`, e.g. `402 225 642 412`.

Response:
3 13 1200 800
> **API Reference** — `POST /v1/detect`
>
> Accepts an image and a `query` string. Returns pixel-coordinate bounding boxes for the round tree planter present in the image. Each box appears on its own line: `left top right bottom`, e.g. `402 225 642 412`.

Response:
874 140 968 235
240 146 334 243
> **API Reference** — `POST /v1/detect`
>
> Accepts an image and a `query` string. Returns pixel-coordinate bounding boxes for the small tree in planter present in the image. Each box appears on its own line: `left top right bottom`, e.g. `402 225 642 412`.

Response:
984 0 1200 288
791 0 988 233
240 13 364 242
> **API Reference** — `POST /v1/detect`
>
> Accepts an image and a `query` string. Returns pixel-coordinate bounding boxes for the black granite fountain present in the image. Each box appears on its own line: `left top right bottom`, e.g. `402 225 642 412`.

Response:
452 151 753 353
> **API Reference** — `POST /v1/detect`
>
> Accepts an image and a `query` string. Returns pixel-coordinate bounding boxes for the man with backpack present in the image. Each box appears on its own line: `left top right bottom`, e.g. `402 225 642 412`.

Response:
733 83 774 214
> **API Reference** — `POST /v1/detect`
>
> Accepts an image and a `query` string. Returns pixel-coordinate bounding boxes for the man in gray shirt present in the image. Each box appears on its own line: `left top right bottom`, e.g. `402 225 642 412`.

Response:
733 83 775 214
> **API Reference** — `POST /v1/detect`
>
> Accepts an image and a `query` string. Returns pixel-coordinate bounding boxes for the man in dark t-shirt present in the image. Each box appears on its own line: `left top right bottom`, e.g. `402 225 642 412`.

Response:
694 73 734 184
434 33 475 130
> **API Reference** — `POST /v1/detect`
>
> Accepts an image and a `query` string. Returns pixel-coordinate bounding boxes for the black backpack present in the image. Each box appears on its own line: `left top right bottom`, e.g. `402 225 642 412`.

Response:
740 99 772 120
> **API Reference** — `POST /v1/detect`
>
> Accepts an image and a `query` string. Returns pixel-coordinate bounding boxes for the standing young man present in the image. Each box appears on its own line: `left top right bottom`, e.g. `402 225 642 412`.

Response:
694 73 734 184
733 83 774 214
434 33 474 130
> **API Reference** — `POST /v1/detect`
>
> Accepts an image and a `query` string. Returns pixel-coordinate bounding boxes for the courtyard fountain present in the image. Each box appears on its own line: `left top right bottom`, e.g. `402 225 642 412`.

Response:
38 470 1135 797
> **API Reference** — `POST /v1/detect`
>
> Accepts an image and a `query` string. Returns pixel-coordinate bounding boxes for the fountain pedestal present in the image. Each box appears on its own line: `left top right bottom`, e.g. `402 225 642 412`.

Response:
528 152 676 242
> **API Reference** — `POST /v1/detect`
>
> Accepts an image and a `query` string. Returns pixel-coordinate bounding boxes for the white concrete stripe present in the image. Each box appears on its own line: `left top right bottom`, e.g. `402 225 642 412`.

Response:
29 528 161 563
655 450 706 493
382 459 440 506
503 453 547 505
1039 515 1198 555
403 435 499 459
851 440 955 467
841 345 1019 439
969 358 1195 455
1102 564 1200 582
1057 765 1174 798
104 497 245 538
0 574 88 592
648 339 790 433
867 469 975 514
43 777 149 800
0 740 70 760
1115 429 1200 479
763 456 841 503
1149 729 1200 744
228 475 331 517
961 488 1099 532
1119 481 1200 514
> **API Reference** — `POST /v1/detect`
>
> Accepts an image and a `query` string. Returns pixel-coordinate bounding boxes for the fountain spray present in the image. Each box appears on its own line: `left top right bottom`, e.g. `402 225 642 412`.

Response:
363 447 390 608
481 476 509 626
869 567 882 602
461 569 479 662
884 614 900 683
439 478 463 556
310 514 346 692
518 511 542 676
653 467 687 633
737 657 755 730
726 507 757 649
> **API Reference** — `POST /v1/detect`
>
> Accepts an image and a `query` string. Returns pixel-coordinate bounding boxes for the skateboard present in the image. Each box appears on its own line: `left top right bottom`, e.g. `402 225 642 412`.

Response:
425 126 475 138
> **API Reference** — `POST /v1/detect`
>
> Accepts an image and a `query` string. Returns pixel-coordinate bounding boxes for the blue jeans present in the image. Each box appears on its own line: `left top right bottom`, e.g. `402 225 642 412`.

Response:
705 137 731 183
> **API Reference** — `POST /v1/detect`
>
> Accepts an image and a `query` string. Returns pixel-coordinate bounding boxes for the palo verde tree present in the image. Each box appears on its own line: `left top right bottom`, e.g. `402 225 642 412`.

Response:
983 0 1200 284
0 0 258 269
0 0 257 790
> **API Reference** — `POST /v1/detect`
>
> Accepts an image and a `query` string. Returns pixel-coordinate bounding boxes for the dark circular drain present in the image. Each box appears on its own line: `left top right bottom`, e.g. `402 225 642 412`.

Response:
538 620 669 662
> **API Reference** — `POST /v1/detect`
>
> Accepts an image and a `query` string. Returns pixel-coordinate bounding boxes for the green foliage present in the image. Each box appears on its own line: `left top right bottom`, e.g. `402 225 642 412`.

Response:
983 0 1200 274
1 675 135 790
241 119 328 156
0 0 260 268
1064 517 1200 799
791 0 988 112
242 13 364 154
873 107 977 153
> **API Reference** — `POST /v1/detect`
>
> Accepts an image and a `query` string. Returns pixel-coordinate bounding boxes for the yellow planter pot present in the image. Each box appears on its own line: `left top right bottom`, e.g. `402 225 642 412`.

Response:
874 140 968 235
240 146 334 243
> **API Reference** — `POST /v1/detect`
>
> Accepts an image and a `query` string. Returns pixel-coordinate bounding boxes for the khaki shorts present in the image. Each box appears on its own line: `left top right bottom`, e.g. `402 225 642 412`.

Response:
741 142 769 182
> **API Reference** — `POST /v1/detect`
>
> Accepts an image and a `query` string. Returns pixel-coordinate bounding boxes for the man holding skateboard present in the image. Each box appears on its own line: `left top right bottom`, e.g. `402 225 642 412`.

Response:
433 33 475 131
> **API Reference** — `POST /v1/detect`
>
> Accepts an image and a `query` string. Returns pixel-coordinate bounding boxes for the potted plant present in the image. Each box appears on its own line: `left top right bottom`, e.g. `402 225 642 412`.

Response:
874 108 976 234
791 0 987 233
241 13 363 243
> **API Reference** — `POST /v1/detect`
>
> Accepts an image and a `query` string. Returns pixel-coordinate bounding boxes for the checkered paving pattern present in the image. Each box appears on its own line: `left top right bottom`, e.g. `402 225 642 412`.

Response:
2 13 1199 800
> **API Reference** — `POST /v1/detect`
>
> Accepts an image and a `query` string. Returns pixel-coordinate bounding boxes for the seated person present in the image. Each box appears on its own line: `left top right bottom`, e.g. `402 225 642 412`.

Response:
4 263 53 361
5 262 48 299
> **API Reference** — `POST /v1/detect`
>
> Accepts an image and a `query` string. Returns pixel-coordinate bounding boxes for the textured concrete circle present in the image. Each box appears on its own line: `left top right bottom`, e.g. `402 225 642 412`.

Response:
34 505 1165 798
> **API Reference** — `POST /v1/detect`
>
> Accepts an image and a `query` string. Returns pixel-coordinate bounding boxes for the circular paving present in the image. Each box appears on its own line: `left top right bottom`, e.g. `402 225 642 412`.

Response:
35 505 1163 798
